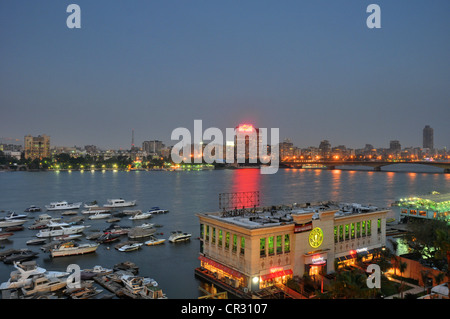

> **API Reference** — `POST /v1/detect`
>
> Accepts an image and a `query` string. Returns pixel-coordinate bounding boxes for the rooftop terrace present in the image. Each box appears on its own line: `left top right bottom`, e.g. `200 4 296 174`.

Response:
202 201 386 229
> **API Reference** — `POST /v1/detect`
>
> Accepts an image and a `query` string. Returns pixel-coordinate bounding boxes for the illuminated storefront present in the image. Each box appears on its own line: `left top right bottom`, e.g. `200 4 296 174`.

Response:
197 202 388 293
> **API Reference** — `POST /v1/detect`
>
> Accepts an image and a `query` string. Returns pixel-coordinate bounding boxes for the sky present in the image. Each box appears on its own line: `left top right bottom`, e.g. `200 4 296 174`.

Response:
0 0 449 150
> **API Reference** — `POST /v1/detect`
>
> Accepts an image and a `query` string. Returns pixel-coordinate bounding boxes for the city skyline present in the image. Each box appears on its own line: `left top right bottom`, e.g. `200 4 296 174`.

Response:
1 1 449 150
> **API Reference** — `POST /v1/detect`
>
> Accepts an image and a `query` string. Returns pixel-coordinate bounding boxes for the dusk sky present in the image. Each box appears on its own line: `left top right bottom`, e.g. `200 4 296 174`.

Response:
1 1 449 150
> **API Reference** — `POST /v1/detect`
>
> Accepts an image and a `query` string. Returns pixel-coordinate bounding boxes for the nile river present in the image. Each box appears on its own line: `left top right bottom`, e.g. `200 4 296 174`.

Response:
0 165 449 298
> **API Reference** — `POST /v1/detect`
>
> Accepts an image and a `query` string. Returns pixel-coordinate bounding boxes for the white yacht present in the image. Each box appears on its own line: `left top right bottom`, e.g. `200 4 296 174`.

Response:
129 211 152 220
168 231 192 243
4 211 28 220
88 212 112 220
81 207 111 215
0 219 27 228
0 261 68 290
35 221 89 238
103 198 136 208
45 201 82 211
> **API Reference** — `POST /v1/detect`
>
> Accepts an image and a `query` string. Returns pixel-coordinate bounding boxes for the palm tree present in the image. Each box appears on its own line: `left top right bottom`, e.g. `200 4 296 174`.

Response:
325 268 371 299
398 261 408 299
420 270 430 294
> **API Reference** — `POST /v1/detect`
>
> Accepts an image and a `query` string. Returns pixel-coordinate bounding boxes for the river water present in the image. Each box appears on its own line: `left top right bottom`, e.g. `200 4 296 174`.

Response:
0 165 449 298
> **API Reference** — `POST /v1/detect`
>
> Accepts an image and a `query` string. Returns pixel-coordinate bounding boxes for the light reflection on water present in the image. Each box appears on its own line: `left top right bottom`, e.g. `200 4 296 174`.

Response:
0 165 448 298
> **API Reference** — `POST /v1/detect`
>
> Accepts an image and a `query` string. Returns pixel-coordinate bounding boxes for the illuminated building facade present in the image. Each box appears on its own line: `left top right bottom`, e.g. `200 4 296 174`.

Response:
24 134 50 160
395 192 450 222
234 124 263 164
196 203 387 293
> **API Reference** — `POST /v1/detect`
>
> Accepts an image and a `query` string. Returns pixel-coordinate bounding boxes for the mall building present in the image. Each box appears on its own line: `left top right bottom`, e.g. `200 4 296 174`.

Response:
196 202 388 293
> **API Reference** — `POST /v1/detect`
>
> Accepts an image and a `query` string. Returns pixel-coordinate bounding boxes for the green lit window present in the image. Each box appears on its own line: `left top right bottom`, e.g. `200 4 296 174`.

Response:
367 220 372 236
200 223 204 238
276 235 282 254
334 226 338 243
260 238 266 257
339 225 344 242
356 222 361 238
377 219 381 234
351 223 355 239
268 236 274 256
212 227 216 244
284 234 290 253
345 224 349 240
225 232 230 249
232 234 237 252
362 221 366 237
240 237 245 255
218 229 223 247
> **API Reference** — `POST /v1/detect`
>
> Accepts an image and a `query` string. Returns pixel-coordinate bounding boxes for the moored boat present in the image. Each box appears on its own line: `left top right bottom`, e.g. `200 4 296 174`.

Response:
0 261 68 290
147 207 169 214
144 236 165 246
0 232 14 241
0 219 27 228
168 230 192 243
45 201 82 211
26 238 47 245
129 211 152 220
24 205 41 212
128 226 156 239
115 241 142 252
97 232 121 244
35 222 89 238
88 211 112 220
104 198 136 208
80 265 113 280
3 211 28 220
81 207 111 215
3 249 38 264
50 241 99 257
21 275 67 296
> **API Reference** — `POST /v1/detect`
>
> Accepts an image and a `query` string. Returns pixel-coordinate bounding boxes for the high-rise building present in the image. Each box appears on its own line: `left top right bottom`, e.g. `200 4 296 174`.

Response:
318 140 331 158
142 140 165 155
24 135 50 160
423 125 434 150
389 140 401 154
234 124 262 164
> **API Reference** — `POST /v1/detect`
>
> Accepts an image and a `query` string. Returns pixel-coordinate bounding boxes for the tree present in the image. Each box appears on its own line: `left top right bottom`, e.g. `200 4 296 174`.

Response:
398 261 408 299
325 268 371 299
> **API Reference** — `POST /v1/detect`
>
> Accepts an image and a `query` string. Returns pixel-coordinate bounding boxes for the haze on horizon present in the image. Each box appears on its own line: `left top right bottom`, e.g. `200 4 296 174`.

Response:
0 1 449 150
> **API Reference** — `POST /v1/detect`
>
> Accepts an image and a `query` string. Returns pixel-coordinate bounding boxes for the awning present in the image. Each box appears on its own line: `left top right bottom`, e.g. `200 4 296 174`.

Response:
337 249 377 261
260 269 293 281
199 255 244 279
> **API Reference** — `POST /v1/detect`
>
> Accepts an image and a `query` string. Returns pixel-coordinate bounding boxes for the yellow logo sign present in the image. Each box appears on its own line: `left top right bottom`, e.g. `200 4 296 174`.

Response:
309 227 324 248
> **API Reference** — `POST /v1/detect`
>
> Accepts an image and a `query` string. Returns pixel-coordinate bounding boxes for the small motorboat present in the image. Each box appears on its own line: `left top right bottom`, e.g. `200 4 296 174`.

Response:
24 205 41 212
168 231 192 243
0 219 27 228
116 242 142 252
4 211 28 220
144 236 165 246
53 234 82 241
88 212 112 220
147 207 169 214
97 232 121 244
3 250 39 264
26 238 47 245
129 211 152 220
0 232 14 241
80 265 112 280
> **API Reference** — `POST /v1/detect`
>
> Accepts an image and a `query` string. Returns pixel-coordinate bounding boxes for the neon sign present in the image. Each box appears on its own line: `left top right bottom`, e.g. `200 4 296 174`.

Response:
238 124 254 133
